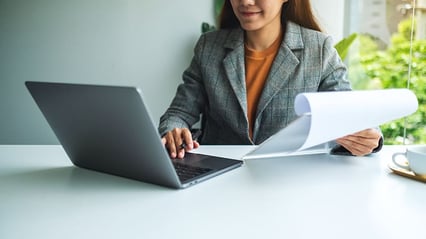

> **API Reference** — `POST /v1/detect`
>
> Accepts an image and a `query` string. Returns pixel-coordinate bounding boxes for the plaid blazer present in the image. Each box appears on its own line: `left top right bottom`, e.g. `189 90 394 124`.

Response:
159 21 351 145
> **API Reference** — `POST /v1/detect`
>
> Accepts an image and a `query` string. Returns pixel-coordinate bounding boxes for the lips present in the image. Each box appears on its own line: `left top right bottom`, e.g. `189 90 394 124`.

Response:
240 10 261 18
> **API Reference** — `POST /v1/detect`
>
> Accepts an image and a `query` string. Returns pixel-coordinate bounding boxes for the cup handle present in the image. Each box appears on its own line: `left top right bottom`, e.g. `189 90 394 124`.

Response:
392 152 410 170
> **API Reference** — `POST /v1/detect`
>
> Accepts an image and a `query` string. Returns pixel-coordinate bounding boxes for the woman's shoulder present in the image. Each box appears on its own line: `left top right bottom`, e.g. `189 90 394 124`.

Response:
198 28 244 48
285 21 333 47
191 28 242 61
289 21 329 37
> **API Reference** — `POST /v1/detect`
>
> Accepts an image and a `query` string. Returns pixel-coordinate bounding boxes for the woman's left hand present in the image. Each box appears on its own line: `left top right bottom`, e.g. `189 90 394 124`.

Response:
336 128 382 156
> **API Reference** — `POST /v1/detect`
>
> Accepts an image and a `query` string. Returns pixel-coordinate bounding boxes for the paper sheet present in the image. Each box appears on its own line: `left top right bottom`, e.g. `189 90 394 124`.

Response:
243 89 418 159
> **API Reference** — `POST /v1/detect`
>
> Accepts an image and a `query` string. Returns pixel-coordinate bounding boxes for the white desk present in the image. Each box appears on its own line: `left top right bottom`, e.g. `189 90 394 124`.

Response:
0 145 424 239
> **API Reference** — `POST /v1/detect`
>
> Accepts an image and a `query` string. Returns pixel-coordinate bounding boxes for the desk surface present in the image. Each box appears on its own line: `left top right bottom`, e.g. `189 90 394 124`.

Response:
0 145 424 239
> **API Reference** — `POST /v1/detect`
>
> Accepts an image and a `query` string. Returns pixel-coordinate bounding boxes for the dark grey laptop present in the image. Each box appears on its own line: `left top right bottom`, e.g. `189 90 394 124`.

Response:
25 81 243 189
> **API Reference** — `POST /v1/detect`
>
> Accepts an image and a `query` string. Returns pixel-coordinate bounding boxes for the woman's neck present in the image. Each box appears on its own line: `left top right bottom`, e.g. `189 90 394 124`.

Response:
244 21 282 51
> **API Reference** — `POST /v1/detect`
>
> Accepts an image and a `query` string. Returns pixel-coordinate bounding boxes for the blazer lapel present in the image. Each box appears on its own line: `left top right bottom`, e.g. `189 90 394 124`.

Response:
220 23 306 141
222 29 248 116
255 22 304 119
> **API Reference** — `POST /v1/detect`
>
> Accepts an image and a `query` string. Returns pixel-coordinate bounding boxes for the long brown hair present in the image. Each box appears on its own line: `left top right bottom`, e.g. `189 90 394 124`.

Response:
219 0 323 32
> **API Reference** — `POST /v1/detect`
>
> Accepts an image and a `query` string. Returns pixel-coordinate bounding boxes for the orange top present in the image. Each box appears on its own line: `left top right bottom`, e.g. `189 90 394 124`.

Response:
245 34 282 139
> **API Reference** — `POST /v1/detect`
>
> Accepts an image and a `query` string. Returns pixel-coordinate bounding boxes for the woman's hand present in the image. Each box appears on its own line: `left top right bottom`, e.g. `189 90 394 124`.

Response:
161 128 200 159
336 128 382 156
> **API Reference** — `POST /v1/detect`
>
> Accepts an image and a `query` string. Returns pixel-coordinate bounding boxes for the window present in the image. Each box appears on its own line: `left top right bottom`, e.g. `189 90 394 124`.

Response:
345 0 426 144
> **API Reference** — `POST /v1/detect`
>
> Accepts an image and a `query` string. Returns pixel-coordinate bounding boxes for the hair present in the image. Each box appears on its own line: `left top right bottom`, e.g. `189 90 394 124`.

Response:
218 0 323 32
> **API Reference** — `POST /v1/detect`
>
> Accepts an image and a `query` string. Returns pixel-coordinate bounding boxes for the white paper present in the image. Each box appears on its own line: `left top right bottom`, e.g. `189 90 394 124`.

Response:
243 89 418 159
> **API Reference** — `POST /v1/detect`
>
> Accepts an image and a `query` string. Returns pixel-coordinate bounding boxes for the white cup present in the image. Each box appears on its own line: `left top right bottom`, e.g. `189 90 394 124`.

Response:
392 145 426 177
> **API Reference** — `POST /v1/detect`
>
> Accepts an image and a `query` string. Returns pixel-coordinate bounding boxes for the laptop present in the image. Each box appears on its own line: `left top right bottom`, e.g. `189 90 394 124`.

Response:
25 81 243 189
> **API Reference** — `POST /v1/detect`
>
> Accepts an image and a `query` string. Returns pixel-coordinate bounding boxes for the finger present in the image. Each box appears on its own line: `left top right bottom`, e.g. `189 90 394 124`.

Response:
336 142 361 156
178 129 195 158
165 132 178 158
171 129 187 159
171 129 184 150
182 129 194 150
337 138 373 156
351 128 381 140
338 134 379 149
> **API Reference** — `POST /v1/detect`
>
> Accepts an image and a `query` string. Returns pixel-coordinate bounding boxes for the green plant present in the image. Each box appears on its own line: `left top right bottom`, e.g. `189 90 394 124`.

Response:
335 33 358 60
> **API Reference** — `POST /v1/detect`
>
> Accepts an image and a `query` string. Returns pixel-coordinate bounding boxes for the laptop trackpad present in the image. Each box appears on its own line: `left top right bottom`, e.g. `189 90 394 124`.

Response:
178 152 239 170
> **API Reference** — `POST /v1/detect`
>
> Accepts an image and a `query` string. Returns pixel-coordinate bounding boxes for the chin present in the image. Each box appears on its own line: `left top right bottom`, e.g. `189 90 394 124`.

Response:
240 24 262 32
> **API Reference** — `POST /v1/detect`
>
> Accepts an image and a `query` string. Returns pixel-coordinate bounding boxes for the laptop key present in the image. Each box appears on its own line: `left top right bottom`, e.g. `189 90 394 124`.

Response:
173 162 213 182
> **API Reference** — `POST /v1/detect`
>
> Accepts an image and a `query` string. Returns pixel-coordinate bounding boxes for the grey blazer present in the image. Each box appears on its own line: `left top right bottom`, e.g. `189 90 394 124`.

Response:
159 21 351 145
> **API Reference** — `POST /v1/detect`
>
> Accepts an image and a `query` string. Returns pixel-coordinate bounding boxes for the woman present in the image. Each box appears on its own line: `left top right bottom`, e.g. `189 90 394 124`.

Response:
159 0 382 158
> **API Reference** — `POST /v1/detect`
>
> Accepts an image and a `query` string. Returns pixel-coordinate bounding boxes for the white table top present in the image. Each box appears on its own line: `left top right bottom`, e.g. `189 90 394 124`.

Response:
0 145 424 239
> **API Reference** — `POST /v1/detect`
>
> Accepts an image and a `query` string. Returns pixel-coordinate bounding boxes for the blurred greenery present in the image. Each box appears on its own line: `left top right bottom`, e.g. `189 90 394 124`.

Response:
335 33 358 60
350 18 426 144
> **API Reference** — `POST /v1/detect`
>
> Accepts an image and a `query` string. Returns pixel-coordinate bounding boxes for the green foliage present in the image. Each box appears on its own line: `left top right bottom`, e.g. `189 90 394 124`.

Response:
334 33 358 60
355 18 426 144
214 0 224 17
201 22 216 33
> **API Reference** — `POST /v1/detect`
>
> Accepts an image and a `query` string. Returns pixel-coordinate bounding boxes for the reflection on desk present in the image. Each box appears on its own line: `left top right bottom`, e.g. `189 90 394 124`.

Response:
0 145 424 239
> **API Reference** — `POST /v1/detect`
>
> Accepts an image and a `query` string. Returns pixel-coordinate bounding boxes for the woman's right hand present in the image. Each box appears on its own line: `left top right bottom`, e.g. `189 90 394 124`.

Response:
161 128 200 159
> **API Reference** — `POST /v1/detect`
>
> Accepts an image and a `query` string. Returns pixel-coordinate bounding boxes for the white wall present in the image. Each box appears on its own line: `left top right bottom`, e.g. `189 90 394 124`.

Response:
311 0 346 42
0 0 346 144
0 0 214 144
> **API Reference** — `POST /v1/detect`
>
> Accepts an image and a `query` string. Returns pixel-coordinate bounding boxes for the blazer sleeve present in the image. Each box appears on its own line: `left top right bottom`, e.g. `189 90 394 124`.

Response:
158 35 207 136
318 36 352 91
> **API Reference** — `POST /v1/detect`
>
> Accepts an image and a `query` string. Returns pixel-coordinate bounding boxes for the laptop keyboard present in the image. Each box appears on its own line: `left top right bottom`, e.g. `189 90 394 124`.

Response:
172 161 213 182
